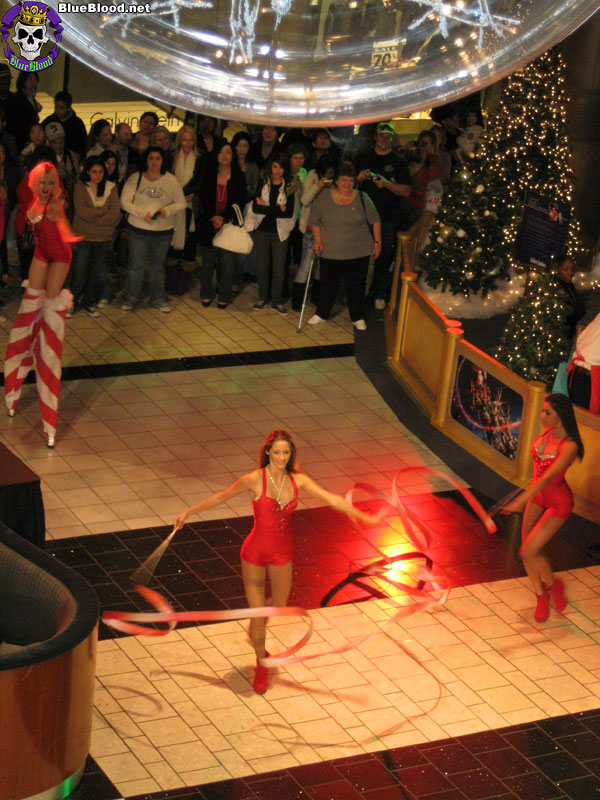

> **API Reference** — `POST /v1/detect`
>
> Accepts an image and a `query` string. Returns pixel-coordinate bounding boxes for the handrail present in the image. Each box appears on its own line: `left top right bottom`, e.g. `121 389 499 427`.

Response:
383 220 600 520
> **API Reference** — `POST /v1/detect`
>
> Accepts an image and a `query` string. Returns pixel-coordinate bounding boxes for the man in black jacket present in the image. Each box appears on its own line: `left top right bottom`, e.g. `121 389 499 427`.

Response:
354 121 412 309
41 91 87 159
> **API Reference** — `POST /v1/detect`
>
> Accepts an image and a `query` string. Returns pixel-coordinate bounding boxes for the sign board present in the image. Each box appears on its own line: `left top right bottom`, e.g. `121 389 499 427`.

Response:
371 40 398 69
515 192 570 270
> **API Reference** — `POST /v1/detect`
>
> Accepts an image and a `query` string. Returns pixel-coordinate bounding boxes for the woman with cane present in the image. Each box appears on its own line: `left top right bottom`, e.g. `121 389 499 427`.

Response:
307 163 380 331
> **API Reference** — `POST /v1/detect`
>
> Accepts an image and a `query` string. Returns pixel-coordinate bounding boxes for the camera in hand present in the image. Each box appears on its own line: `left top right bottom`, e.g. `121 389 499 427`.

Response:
151 210 161 220
369 172 379 180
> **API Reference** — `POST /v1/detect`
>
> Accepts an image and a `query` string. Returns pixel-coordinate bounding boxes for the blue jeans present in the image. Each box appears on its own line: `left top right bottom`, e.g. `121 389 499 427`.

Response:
200 246 235 304
124 227 171 307
70 240 112 309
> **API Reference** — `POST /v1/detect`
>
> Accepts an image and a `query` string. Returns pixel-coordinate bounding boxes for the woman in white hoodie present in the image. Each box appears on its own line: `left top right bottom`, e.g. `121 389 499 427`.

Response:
120 146 185 313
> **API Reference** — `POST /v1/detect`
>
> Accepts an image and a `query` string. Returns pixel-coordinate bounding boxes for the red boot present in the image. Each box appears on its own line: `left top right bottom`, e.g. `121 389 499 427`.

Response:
253 659 269 694
253 650 270 694
550 577 567 612
534 590 550 623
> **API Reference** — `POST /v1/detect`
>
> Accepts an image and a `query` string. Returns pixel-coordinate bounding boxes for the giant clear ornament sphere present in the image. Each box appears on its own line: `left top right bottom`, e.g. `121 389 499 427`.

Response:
49 0 599 124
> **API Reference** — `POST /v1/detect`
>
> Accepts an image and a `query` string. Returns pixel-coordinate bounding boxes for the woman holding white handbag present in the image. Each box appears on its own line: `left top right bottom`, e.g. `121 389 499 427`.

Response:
197 142 246 309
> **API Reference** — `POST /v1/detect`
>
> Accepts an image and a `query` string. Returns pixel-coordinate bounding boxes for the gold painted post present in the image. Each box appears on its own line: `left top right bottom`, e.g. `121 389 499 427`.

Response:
515 380 546 483
431 326 464 428
388 232 404 318
392 271 418 363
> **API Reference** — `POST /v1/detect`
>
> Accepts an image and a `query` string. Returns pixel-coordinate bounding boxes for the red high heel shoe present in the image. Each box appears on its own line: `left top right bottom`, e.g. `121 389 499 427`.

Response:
550 577 567 612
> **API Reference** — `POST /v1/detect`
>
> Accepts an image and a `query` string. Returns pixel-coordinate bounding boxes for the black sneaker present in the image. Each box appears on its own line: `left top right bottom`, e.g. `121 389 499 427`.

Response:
252 300 267 310
271 304 288 316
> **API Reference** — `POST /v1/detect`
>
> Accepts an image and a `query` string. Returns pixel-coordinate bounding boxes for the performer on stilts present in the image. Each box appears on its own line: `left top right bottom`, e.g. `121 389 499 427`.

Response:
4 161 78 447
174 430 382 694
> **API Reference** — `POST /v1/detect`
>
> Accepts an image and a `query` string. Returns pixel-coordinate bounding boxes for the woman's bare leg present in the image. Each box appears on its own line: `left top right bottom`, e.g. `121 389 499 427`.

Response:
28 257 49 291
45 262 70 298
520 503 566 595
242 559 267 658
268 561 293 608
28 259 70 297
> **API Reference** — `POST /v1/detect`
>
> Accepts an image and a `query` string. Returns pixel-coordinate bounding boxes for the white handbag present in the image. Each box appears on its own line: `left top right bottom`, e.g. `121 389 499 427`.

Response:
212 204 254 254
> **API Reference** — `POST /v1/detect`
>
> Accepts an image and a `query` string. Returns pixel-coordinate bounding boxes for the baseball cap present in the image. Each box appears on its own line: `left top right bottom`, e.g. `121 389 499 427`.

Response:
376 122 395 135
45 122 65 142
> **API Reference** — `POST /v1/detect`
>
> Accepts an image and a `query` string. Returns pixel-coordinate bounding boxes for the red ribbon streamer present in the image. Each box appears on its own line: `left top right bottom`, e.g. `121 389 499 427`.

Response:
102 467 496 667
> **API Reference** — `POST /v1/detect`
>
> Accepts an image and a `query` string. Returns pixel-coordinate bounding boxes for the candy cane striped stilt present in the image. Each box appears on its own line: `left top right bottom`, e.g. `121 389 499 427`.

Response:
4 285 45 416
33 290 72 447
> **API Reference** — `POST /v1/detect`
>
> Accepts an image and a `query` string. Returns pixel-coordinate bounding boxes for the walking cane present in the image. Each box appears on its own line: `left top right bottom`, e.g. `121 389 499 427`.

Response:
296 252 317 334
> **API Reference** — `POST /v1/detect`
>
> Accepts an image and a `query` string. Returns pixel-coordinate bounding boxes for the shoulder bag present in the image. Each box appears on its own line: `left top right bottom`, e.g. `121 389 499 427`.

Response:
212 203 254 254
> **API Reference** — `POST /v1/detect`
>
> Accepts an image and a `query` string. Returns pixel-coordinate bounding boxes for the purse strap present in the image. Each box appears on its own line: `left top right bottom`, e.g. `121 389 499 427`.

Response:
231 203 244 227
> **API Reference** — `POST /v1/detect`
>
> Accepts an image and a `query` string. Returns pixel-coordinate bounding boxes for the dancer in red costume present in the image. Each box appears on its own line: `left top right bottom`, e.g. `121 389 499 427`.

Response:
4 162 78 447
174 429 381 694
501 394 584 622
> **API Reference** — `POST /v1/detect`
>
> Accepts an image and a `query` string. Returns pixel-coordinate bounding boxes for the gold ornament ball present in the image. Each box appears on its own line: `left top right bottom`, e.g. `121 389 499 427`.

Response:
440 225 452 239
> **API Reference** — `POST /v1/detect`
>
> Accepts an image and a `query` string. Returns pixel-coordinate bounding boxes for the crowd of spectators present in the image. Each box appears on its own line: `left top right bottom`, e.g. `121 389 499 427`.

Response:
0 74 485 325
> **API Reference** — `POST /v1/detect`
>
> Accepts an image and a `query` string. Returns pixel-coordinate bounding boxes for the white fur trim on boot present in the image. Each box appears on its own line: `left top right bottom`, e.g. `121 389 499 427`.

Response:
44 289 74 312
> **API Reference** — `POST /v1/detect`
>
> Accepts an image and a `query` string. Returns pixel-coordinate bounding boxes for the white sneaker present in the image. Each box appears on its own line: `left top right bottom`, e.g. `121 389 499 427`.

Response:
374 299 386 310
96 299 108 309
353 319 367 330
157 304 171 314
121 303 133 311
307 314 326 325
83 307 100 318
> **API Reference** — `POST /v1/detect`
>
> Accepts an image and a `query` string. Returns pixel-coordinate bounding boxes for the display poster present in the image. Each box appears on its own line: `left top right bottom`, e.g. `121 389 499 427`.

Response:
515 192 570 269
451 356 523 461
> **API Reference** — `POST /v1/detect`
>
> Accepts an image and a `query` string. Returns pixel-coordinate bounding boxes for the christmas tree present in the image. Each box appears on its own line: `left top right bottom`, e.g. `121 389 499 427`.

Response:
480 46 585 268
418 154 511 296
419 47 585 298
495 272 570 386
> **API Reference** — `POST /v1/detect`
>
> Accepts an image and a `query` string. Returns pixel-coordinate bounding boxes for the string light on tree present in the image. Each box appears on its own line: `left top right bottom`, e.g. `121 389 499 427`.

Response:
419 153 512 297
479 47 586 269
495 273 570 386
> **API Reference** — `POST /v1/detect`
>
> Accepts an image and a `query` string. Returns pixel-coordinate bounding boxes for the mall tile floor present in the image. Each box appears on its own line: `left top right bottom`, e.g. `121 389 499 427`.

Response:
1 278 599 799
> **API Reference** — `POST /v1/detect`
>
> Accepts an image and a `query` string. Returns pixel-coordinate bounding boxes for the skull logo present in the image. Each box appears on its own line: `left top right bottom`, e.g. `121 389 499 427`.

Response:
12 20 48 60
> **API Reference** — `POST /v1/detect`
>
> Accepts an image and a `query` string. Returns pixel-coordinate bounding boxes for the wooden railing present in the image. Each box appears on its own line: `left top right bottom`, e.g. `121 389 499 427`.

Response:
383 219 600 521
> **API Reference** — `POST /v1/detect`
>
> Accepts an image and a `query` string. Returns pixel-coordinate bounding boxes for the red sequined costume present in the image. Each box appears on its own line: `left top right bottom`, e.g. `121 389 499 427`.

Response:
241 468 298 566
30 208 72 265
530 433 573 519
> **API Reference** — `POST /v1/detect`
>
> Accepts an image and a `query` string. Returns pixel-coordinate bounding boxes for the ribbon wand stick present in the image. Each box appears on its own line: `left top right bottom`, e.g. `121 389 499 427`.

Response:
130 527 177 587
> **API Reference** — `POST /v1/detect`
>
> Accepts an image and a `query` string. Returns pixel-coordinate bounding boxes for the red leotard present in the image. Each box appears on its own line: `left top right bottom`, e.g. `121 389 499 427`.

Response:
240 468 298 567
29 208 72 265
530 433 573 519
